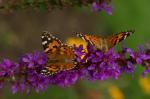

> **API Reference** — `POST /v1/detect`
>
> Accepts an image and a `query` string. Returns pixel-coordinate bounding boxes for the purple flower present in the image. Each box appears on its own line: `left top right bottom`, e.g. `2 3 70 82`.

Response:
92 1 112 15
74 45 85 63
142 68 150 77
49 70 79 87
11 81 25 94
0 51 48 94
20 51 47 68
87 42 94 53
11 83 19 94
98 61 120 80
124 46 150 64
74 45 84 57
22 53 35 68
0 59 18 78
120 61 134 74
75 44 121 81
0 59 18 90
26 72 50 93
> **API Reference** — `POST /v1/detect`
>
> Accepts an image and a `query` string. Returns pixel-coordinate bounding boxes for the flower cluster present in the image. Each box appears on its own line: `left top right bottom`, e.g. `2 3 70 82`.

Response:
74 43 121 81
1 43 150 93
92 0 112 15
0 51 49 93
74 43 150 81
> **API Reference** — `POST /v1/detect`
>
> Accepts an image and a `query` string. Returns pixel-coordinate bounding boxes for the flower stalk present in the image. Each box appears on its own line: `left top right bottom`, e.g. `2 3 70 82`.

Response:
0 0 112 14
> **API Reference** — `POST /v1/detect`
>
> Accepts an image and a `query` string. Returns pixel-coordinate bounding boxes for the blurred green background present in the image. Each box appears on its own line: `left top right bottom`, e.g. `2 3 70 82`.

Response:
0 0 150 99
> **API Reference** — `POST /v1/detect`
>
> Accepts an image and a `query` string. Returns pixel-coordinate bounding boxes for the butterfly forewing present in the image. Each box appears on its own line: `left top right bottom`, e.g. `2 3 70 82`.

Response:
106 30 135 48
76 32 101 45
42 31 62 54
41 32 76 76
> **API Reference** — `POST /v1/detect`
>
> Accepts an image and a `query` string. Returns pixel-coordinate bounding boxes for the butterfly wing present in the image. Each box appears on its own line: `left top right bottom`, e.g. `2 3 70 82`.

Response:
106 30 135 48
58 45 75 70
76 32 101 45
42 31 62 54
76 32 105 50
41 32 75 76
76 30 134 51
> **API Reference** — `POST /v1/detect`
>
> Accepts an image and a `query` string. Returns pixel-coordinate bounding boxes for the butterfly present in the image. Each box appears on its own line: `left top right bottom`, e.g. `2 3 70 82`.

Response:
40 31 76 76
76 30 135 51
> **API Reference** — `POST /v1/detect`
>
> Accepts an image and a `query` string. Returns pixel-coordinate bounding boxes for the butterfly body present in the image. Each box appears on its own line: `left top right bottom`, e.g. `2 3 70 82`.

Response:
76 30 135 51
41 31 76 76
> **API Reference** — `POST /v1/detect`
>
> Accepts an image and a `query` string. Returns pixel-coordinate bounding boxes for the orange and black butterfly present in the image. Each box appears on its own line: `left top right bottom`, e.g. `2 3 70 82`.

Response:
76 30 135 51
40 31 76 76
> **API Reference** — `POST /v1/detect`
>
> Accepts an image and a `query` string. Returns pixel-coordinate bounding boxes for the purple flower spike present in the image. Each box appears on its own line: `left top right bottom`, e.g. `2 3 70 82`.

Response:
1 41 150 93
92 1 112 15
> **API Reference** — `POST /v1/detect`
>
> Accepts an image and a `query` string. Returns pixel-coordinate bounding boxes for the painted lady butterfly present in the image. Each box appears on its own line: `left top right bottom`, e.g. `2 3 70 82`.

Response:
40 31 76 76
76 30 135 51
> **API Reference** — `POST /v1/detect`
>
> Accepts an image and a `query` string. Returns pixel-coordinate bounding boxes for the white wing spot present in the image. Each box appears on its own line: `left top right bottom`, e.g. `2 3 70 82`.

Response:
42 69 47 72
42 41 47 45
124 35 127 39
48 37 51 40
52 36 55 39
49 34 52 36
41 36 44 38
